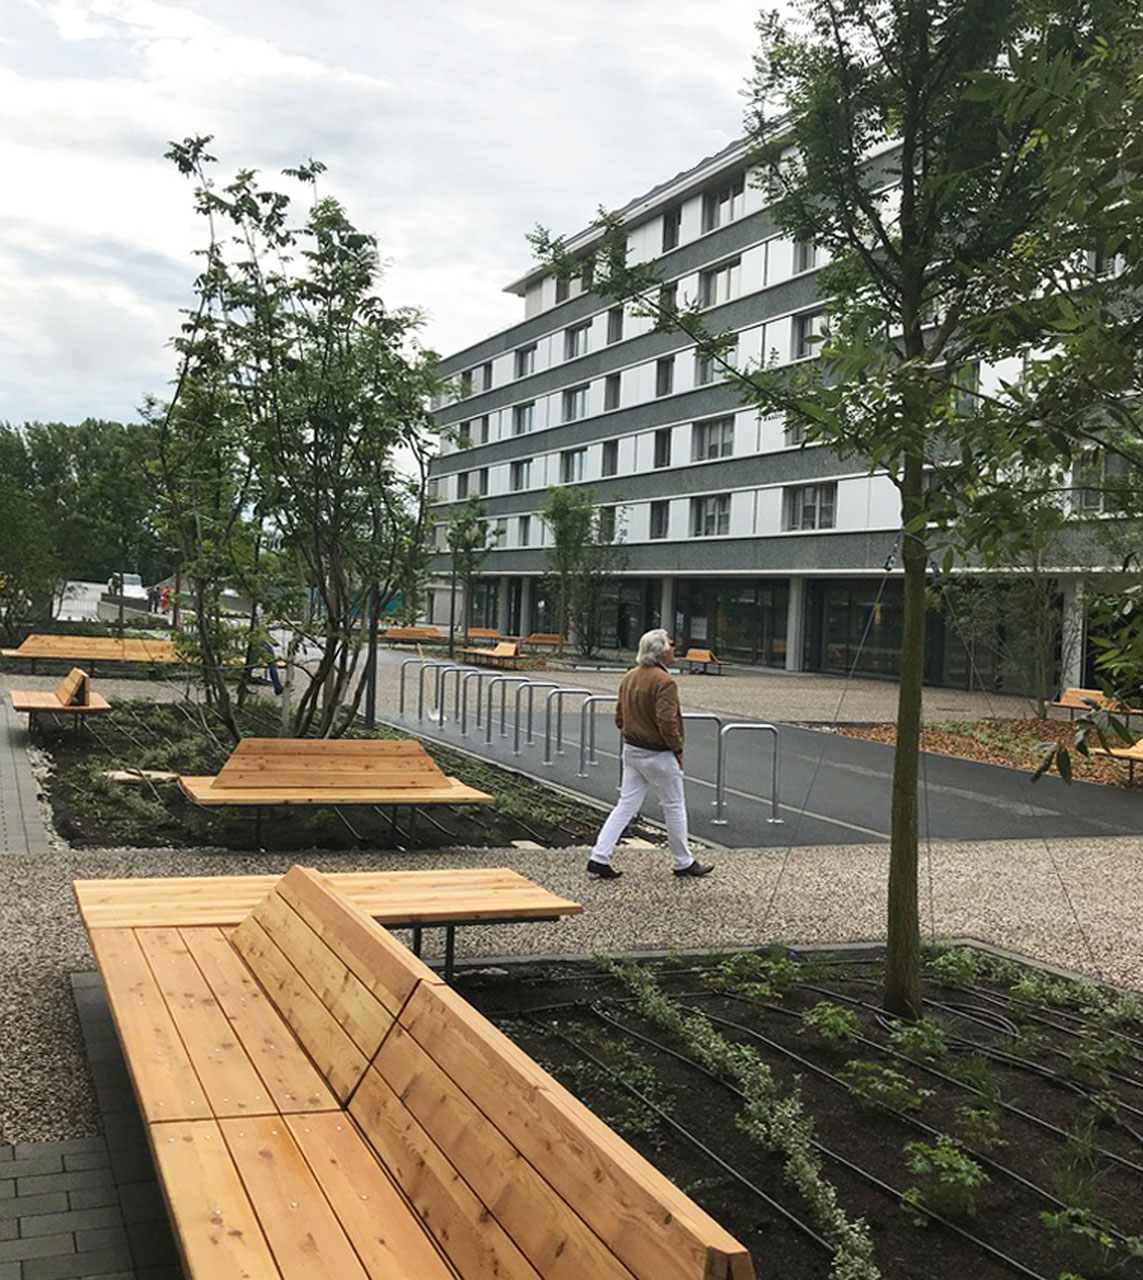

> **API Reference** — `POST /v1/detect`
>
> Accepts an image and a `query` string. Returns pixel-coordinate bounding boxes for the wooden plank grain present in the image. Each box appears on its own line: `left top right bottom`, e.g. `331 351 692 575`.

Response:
150 1119 280 1279
179 927 337 1115
88 928 208 1123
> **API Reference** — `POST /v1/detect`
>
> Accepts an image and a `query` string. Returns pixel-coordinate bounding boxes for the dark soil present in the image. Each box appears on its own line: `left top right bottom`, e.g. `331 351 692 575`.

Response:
459 947 1143 1280
34 699 660 852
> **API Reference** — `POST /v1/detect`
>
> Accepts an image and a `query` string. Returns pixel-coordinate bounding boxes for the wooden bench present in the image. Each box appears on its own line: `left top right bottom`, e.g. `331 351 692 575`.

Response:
524 632 566 651
1089 739 1143 785
1047 686 1140 724
380 625 443 646
9 667 111 729
463 626 502 644
682 647 724 675
458 640 522 668
73 865 583 981
1 633 179 673
179 737 493 845
78 866 754 1280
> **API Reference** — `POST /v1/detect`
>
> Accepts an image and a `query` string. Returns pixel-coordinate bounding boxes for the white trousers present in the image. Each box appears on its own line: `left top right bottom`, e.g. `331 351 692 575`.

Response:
590 744 692 870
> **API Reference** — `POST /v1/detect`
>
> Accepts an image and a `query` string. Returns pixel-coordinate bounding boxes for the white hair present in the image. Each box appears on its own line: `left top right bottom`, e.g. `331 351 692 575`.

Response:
636 628 672 666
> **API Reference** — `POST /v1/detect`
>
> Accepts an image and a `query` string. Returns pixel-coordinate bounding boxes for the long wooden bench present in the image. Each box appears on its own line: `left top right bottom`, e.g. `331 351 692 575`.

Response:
380 625 443 646
682 647 724 675
458 640 521 668
179 737 494 845
73 865 583 981
1089 739 1143 785
463 626 503 644
9 667 110 729
1048 686 1141 723
78 866 754 1280
524 632 566 651
1 633 179 672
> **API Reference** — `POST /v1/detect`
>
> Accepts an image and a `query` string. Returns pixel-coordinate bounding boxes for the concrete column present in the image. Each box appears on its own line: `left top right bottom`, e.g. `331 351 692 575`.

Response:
660 576 676 636
519 577 533 636
497 578 512 636
1059 577 1086 687
785 576 806 672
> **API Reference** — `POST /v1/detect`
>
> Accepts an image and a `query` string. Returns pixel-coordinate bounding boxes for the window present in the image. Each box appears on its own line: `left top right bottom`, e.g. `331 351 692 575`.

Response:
699 257 741 308
478 415 490 443
662 205 682 252
512 402 534 435
598 505 617 543
477 467 489 496
1090 246 1122 278
565 322 590 361
1074 448 1130 513
658 281 678 315
555 275 570 303
456 471 469 500
510 459 531 492
649 500 670 540
426 478 440 502
562 383 589 422
458 370 474 398
478 361 493 391
655 356 675 397
604 372 621 410
601 438 619 476
579 257 595 292
457 420 474 448
495 517 507 542
794 239 818 273
695 341 736 385
653 428 672 468
692 416 735 461
784 420 808 446
784 482 837 530
952 362 980 416
560 448 586 483
514 344 536 378
702 176 745 231
607 307 624 344
518 514 531 546
793 309 827 359
691 494 731 537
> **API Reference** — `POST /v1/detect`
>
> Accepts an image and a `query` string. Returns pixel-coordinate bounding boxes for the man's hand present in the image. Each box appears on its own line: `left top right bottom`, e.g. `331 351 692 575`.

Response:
675 751 684 770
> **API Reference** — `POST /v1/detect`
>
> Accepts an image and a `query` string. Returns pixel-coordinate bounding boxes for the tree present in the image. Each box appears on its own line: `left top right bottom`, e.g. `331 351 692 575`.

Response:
0 428 62 644
157 137 441 738
444 496 498 655
532 0 1143 1016
542 486 626 656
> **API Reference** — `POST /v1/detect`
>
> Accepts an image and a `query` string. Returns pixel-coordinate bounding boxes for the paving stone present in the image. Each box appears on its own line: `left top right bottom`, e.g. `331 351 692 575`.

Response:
20 1207 124 1239
22 1241 134 1280
0 1152 11 1164
16 1172 112 1199
0 1232 74 1263
74 1224 129 1253
65 1187 119 1213
0 1262 18 1280
113 1184 163 1224
0 1183 11 1202
61 1154 109 1174
12 1142 105 1162
0 1222 15 1243
7 1156 64 1181
0 1192 69 1221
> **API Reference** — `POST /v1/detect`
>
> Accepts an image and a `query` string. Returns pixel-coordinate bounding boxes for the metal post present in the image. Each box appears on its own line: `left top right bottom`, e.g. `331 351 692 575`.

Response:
514 681 559 755
461 670 488 735
713 722 782 825
436 665 468 725
681 712 725 808
486 676 530 744
399 657 427 716
543 687 593 765
578 695 618 776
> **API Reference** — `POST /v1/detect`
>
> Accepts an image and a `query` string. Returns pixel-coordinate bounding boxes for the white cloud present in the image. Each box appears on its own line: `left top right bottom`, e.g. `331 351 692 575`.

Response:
1 0 767 423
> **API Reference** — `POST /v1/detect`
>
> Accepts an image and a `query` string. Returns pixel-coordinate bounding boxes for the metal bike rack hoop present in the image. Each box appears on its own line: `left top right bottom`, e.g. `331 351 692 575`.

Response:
712 721 782 825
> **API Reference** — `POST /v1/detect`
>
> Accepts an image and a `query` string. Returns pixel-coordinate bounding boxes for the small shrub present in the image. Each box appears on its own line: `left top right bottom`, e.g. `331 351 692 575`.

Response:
927 946 980 985
841 1060 933 1111
954 1103 1006 1152
1049 1115 1106 1212
902 1136 989 1221
944 1051 1000 1099
888 1018 948 1061
705 950 802 998
1065 1029 1130 1086
1040 1207 1143 1276
997 1022 1048 1060
801 1001 862 1043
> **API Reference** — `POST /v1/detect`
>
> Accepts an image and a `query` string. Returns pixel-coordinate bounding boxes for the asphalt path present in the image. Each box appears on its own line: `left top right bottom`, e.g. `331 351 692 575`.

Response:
383 702 1141 849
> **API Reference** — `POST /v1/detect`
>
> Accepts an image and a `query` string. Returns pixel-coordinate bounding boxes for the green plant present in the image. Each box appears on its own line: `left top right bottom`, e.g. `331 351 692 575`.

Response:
840 1060 933 1112
998 1022 1049 1060
927 947 980 985
1065 1029 1131 1087
953 1104 1006 1152
1049 1115 1107 1212
554 1021 669 1138
902 1137 989 1221
706 950 802 998
1040 1207 1143 1275
944 1051 1000 1100
888 1018 948 1061
801 1001 863 1043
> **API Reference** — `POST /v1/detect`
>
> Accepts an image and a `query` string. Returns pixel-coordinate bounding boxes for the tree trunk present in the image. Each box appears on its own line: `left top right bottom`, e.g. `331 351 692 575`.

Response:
885 454 927 1019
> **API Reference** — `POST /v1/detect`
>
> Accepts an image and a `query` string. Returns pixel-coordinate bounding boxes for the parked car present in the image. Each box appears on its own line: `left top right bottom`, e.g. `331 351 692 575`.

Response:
107 572 147 599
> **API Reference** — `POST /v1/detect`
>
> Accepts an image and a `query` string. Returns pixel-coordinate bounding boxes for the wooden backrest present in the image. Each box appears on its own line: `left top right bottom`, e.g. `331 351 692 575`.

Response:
466 627 501 642
490 642 520 658
231 866 442 1103
212 738 449 791
58 668 89 707
1060 687 1103 705
350 981 755 1280
526 633 563 646
685 649 717 664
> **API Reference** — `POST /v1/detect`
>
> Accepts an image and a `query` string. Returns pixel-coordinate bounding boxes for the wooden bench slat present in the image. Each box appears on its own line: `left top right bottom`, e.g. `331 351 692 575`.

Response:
218 1116 372 1279
230 915 368 1103
150 1119 281 1278
366 1020 635 1280
181 779 493 806
88 928 209 1123
135 928 276 1118
179 927 338 1115
283 1113 459 1280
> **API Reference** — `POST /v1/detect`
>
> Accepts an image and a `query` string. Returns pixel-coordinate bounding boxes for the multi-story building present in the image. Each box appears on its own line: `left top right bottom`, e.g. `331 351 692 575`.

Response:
426 137 1102 689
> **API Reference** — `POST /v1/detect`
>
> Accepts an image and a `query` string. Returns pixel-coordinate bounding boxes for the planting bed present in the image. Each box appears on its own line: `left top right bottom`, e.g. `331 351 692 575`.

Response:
462 946 1143 1280
34 699 652 851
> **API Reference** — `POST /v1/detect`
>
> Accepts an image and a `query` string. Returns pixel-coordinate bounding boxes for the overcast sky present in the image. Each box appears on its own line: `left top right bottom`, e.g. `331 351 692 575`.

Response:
1 0 768 426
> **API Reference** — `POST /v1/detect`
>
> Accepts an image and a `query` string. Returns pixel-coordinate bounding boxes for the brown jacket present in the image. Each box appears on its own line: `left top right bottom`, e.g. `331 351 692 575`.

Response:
615 663 684 753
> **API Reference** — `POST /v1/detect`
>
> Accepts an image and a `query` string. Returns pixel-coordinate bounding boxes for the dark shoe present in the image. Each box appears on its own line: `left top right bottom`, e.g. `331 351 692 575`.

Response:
587 858 623 879
673 860 714 878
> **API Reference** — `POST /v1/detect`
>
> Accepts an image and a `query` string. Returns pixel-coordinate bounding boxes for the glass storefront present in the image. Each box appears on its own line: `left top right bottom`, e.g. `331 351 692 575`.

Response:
675 580 789 666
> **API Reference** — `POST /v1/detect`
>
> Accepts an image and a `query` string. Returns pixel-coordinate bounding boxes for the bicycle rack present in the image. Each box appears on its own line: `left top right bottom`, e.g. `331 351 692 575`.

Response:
486 675 531 744
399 657 429 716
681 712 725 807
513 681 561 755
460 669 495 735
543 687 594 765
713 722 782 825
416 660 454 721
578 695 618 776
431 665 468 724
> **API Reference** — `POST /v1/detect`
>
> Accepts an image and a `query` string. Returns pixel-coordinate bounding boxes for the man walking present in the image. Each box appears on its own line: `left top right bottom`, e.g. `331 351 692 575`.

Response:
587 628 714 880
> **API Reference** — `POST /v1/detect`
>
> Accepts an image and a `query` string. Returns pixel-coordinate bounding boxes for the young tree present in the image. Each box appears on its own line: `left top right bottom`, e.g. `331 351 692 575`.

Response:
542 486 626 656
532 0 1143 1015
443 496 498 654
0 428 62 643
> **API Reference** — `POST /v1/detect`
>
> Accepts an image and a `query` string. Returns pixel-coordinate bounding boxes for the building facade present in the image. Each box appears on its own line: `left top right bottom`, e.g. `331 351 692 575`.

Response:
426 138 1104 690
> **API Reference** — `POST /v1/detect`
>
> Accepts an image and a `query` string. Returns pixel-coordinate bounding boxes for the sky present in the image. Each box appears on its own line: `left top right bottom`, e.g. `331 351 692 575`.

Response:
0 0 769 426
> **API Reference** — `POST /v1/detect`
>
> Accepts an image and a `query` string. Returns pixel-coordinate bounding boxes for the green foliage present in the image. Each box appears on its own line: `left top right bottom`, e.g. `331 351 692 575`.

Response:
840 1060 933 1112
801 1001 863 1043
953 1104 1006 1153
541 486 626 657
444 495 498 643
926 947 981 986
553 1020 670 1138
902 1137 989 1221
1048 1114 1106 1212
1040 1207 1143 1276
704 950 802 998
888 1019 948 1062
944 1052 1000 1100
